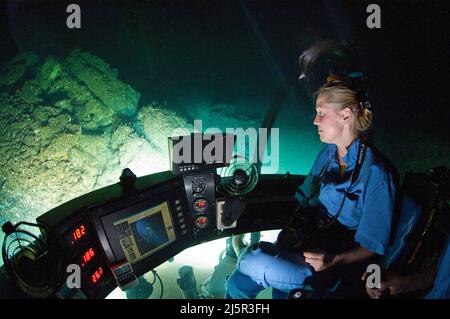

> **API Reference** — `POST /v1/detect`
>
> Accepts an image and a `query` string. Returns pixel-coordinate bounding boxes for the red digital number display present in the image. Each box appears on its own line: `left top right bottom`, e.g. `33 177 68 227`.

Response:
64 223 89 247
90 266 104 284
80 247 95 268
72 225 86 243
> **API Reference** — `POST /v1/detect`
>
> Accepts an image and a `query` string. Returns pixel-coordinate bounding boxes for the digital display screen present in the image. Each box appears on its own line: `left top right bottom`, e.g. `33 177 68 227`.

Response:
80 247 95 268
90 266 104 284
63 223 88 247
113 201 176 264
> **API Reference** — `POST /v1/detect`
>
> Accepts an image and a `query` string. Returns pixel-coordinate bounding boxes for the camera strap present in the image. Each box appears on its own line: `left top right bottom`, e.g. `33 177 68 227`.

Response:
289 141 367 230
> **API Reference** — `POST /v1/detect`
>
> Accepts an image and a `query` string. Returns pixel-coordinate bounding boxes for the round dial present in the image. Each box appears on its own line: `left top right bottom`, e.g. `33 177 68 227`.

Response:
194 215 209 229
193 198 208 213
192 179 206 194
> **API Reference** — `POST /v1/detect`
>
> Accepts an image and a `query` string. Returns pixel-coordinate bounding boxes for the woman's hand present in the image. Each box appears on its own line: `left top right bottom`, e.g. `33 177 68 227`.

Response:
303 249 335 272
362 271 384 299
361 271 408 299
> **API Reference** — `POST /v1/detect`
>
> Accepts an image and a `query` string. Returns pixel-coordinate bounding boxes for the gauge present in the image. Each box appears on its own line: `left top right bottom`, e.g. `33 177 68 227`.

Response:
192 179 206 194
193 198 208 213
194 215 209 229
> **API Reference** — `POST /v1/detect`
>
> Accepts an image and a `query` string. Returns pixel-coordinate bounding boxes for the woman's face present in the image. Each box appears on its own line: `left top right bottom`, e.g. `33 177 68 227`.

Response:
313 95 347 144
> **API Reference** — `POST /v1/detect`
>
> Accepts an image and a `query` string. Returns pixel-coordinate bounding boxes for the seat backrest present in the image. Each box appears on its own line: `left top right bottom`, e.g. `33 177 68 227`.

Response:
381 168 445 272
382 192 423 270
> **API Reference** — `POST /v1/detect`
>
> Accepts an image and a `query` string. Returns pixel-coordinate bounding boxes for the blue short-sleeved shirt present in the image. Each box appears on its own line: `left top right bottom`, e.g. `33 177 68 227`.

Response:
295 138 397 255
424 236 450 299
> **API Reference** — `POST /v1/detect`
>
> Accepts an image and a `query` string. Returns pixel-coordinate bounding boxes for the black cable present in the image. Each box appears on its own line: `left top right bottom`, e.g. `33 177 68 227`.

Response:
152 270 164 299
2 221 48 252
148 270 157 285
1 221 59 298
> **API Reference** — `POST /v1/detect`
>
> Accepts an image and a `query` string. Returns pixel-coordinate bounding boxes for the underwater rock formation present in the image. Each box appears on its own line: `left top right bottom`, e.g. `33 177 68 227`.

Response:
64 50 141 129
0 50 141 133
136 103 193 153
0 51 190 238
0 52 40 90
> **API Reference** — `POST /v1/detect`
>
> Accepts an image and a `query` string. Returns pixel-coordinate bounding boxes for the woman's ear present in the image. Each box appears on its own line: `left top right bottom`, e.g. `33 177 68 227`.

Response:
342 107 352 121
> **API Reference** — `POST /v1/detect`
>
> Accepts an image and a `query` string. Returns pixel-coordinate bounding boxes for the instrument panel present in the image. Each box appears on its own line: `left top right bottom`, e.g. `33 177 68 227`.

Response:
36 170 219 298
32 168 301 299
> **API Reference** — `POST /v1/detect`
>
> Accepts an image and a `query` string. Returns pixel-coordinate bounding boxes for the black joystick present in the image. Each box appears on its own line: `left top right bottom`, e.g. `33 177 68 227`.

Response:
120 168 137 193
222 197 246 227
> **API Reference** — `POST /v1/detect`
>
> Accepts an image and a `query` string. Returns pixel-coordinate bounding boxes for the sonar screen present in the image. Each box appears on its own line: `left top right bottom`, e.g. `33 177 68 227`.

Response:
113 202 176 264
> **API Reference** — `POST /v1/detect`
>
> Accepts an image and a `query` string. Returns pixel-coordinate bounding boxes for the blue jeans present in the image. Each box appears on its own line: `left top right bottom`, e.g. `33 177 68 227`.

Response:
225 242 320 299
225 268 290 299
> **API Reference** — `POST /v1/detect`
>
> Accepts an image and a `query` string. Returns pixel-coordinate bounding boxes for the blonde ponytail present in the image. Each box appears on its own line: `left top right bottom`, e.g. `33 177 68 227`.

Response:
355 106 372 132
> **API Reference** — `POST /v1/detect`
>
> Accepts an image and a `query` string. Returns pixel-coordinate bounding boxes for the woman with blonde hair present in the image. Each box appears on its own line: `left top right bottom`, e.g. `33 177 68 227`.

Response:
225 79 397 299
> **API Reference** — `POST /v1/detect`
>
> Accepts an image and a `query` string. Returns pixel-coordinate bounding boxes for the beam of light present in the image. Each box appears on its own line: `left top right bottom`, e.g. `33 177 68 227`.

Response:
239 1 300 114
